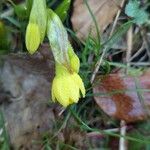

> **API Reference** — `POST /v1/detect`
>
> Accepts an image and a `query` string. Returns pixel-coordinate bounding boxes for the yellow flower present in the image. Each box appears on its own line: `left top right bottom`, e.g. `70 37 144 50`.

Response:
52 63 85 107
25 23 40 54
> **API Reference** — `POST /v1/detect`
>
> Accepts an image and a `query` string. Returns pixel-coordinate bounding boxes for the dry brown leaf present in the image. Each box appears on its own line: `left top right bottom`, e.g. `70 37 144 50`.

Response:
93 71 150 123
71 0 121 40
0 44 57 149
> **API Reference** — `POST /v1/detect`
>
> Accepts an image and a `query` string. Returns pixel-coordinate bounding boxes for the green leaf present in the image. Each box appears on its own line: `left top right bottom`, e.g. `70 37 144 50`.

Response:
47 9 69 65
0 21 10 51
14 3 27 19
0 110 10 150
55 0 71 22
2 16 21 28
104 21 133 49
125 0 148 25
134 9 148 25
44 144 53 150
128 122 150 150
26 0 33 16
125 0 139 17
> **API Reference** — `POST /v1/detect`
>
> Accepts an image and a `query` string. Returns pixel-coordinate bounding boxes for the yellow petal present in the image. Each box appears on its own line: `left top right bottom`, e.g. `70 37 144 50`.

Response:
72 73 86 97
51 63 85 107
52 76 70 107
25 23 40 54
68 76 80 103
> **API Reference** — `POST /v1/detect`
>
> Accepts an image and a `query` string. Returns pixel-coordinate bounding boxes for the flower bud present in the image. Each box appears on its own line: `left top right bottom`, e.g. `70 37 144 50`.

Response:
25 23 40 54
30 0 47 43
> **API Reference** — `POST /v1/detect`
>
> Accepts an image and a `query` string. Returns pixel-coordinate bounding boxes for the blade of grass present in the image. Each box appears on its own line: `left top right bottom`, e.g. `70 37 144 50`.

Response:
90 21 133 83
83 0 101 47
0 110 10 150
69 106 150 145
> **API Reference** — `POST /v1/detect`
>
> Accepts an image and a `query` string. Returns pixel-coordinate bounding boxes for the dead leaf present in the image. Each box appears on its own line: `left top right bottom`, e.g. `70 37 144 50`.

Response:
0 45 58 149
93 71 150 123
71 0 121 40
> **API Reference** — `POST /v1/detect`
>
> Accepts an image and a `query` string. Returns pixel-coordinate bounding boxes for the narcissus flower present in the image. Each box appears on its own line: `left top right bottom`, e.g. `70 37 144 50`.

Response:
52 63 85 107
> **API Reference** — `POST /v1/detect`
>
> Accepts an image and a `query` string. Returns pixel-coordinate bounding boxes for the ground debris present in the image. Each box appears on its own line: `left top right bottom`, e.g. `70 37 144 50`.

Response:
93 71 150 123
0 47 57 149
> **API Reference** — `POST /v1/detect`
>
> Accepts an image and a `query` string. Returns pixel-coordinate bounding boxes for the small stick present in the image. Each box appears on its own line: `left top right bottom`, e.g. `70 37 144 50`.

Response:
140 28 150 60
126 26 133 73
90 48 106 83
119 120 127 150
130 62 150 66
90 0 126 83
120 23 133 150
58 108 66 116
129 43 144 61
110 0 126 37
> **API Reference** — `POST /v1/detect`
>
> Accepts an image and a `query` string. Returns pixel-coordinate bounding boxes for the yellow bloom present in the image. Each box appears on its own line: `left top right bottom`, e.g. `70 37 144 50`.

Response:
52 63 85 107
25 23 40 54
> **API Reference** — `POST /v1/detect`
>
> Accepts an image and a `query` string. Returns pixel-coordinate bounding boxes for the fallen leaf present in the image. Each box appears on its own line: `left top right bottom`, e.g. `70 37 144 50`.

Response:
71 0 122 40
93 71 150 123
0 45 58 149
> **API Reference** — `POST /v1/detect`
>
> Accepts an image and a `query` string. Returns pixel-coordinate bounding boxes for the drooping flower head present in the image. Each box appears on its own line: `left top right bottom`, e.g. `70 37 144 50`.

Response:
46 9 86 107
52 63 85 107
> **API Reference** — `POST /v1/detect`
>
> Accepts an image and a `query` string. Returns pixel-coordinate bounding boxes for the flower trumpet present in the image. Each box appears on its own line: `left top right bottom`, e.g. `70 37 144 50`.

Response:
52 63 85 107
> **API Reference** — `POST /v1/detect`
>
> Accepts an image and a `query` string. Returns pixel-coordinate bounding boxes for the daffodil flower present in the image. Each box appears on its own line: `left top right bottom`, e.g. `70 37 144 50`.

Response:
52 63 85 107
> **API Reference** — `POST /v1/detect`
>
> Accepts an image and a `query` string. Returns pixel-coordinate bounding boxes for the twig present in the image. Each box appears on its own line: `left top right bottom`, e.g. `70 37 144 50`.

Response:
90 0 126 83
58 108 66 116
140 28 150 60
119 120 127 150
130 62 150 66
139 52 147 62
90 48 106 83
129 43 145 61
126 26 133 73
120 23 133 150
110 0 126 37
